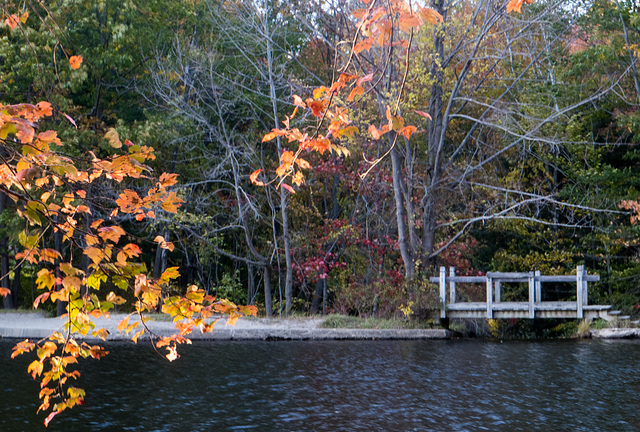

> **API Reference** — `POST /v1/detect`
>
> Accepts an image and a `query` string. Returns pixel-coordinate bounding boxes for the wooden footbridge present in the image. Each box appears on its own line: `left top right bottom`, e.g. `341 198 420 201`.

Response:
430 266 616 321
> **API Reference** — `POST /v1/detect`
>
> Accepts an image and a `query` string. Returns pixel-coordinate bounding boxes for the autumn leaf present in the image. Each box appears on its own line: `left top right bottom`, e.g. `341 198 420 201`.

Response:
69 55 83 70
166 345 179 362
104 128 122 148
421 8 444 25
368 124 390 140
106 291 126 305
507 0 524 13
415 110 432 120
399 125 418 139
154 235 175 251
262 129 284 143
313 86 328 99
19 12 29 23
398 13 421 33
292 95 306 108
347 86 364 102
306 99 326 117
0 287 11 297
250 169 265 186
4 14 19 30
291 158 309 170
281 183 295 194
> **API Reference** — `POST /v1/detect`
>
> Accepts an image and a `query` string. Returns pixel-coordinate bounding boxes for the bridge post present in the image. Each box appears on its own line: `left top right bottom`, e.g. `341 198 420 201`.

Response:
486 275 493 319
449 267 456 304
576 265 584 319
583 269 589 307
535 270 541 303
439 267 447 319
528 272 535 319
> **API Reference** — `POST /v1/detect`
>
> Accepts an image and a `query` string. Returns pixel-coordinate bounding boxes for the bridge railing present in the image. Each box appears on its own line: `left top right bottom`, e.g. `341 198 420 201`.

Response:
429 266 600 319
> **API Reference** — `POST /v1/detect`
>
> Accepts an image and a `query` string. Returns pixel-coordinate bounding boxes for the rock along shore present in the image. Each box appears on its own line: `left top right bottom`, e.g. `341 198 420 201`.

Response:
0 312 455 341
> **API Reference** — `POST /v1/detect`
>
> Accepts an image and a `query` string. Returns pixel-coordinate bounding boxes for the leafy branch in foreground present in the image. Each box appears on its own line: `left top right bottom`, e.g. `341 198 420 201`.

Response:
1 100 256 426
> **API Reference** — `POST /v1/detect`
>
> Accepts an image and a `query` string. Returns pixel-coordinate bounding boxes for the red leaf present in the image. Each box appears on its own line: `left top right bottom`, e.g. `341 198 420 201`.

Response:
4 15 19 31
281 183 295 194
415 110 432 120
44 410 59 427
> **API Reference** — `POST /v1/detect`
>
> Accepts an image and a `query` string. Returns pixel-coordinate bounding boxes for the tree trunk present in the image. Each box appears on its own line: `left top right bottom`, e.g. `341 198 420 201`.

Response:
265 24 294 314
0 189 13 309
391 139 414 279
264 266 273 317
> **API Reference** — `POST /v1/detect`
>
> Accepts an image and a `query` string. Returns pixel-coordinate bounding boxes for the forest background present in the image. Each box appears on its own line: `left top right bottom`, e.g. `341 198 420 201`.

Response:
2 0 640 324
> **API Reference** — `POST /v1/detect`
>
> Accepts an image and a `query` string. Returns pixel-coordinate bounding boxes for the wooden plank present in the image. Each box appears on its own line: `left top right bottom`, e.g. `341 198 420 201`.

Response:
536 275 600 282
449 267 456 304
448 302 487 311
535 301 577 311
486 276 493 319
576 265 584 319
492 302 529 311
582 269 588 306
429 276 487 283
583 305 612 311
439 267 446 319
487 272 532 279
431 275 600 284
528 273 535 319
535 270 541 303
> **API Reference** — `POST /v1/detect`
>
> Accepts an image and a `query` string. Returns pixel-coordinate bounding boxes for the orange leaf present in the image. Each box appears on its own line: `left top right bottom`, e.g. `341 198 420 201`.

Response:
507 0 523 13
292 95 306 108
69 55 83 70
250 169 265 186
295 158 312 169
347 86 364 102
117 317 130 333
421 8 444 25
399 125 418 139
368 124 390 140
4 14 19 30
415 110 432 119
306 99 326 117
281 183 295 194
0 287 11 297
398 13 421 33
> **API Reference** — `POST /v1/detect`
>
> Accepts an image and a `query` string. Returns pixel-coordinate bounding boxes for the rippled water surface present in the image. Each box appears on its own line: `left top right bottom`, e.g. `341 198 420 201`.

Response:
2 339 640 431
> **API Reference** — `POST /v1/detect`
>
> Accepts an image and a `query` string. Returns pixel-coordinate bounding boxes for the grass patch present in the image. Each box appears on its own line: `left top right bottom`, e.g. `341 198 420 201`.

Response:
320 314 433 329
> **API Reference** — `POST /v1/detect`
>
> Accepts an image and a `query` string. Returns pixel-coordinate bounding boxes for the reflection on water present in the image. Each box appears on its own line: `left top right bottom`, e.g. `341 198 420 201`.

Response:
2 339 640 431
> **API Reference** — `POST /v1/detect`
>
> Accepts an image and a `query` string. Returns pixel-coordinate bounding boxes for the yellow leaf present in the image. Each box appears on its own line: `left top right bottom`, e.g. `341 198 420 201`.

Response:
338 125 359 139
160 267 180 281
313 86 328 99
19 11 29 23
104 128 122 148
106 291 127 305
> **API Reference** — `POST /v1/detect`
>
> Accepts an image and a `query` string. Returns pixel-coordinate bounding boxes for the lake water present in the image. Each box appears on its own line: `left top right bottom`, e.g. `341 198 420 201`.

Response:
2 339 640 431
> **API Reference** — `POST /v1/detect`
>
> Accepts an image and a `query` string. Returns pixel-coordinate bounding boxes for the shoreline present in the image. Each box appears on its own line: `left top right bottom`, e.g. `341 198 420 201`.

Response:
0 312 455 341
1 312 638 341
